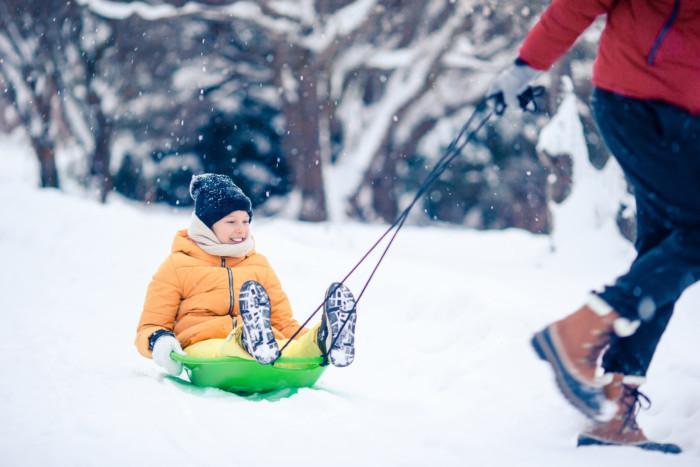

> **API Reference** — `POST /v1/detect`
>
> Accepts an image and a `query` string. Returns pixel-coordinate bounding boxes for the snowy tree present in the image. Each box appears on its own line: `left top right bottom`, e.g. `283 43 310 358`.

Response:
80 0 552 223
2 0 621 235
0 0 78 188
57 9 120 202
538 76 634 246
1 1 122 200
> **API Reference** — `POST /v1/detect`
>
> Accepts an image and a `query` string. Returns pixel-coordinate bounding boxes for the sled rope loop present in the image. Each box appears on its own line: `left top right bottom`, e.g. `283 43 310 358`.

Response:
278 98 495 361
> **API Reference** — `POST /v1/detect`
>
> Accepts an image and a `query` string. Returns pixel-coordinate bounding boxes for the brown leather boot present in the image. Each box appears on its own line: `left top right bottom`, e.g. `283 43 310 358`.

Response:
577 374 682 454
532 295 640 420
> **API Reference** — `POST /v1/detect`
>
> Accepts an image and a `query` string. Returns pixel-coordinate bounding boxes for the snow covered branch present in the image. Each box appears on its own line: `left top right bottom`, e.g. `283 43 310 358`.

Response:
78 0 299 35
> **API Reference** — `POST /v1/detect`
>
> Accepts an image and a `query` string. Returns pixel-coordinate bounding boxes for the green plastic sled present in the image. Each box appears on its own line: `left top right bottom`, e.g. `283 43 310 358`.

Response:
171 352 327 394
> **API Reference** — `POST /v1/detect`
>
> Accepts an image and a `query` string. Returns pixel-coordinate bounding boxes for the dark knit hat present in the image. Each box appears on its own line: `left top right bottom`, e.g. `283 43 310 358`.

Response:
189 173 253 228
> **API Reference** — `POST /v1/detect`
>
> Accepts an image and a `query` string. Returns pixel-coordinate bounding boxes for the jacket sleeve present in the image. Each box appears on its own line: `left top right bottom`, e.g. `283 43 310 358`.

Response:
519 0 616 70
259 255 307 340
135 256 183 358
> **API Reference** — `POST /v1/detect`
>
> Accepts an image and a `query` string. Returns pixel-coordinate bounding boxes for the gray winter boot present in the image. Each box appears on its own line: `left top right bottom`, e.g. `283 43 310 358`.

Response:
317 282 357 367
238 280 279 365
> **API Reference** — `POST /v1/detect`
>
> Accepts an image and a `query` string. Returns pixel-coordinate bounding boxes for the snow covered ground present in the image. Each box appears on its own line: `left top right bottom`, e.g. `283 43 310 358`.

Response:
1 133 698 466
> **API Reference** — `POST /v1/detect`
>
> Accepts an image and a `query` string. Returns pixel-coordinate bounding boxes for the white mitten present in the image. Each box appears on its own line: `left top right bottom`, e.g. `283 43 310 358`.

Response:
152 334 185 376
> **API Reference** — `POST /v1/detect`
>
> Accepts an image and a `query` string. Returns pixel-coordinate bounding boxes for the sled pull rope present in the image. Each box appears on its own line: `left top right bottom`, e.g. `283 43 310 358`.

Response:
278 99 494 357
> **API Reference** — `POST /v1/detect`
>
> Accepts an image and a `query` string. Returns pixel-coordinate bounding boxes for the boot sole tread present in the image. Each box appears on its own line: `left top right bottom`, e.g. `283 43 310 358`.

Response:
531 329 604 421
577 434 682 454
323 283 357 367
239 281 279 365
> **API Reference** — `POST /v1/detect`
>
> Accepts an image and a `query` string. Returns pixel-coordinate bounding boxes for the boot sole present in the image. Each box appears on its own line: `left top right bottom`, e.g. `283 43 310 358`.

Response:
577 434 682 454
323 283 357 367
531 328 609 421
239 281 279 365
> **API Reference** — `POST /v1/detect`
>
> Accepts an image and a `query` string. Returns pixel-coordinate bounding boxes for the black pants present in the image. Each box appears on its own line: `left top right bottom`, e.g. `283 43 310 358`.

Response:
590 88 700 377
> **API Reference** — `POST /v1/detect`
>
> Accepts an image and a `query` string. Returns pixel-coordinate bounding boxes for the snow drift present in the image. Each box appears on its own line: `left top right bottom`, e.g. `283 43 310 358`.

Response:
1 135 698 466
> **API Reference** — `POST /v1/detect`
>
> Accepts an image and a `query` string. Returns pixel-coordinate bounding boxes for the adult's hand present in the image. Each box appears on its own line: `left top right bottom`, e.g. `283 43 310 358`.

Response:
488 60 541 113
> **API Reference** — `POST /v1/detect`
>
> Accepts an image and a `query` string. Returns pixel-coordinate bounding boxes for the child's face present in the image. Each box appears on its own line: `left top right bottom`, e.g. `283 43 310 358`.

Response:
211 210 251 244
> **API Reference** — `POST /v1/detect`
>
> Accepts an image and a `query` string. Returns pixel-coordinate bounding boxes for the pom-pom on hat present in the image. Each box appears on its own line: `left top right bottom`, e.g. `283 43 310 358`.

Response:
189 173 253 228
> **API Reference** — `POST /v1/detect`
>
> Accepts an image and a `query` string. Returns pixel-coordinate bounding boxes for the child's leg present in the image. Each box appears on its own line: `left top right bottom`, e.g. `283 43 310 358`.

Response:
184 336 251 359
185 324 323 360
276 323 323 359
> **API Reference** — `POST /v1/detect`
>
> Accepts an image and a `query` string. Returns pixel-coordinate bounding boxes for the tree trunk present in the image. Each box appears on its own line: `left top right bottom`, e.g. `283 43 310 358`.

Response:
32 140 59 188
279 46 327 222
32 80 59 188
370 118 440 222
370 140 399 222
90 105 113 203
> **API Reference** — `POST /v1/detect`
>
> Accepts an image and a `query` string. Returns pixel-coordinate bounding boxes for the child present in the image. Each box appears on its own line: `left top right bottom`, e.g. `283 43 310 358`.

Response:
135 173 357 376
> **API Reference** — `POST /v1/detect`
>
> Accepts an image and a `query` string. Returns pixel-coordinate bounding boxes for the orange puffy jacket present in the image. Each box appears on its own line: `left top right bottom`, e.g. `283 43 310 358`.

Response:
135 230 304 357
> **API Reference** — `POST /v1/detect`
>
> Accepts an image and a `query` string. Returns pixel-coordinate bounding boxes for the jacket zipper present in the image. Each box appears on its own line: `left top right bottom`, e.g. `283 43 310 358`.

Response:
221 257 234 317
647 0 681 65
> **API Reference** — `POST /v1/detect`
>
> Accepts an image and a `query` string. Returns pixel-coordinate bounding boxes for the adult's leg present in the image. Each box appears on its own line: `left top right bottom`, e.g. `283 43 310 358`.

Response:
531 90 700 420
591 89 700 326
602 194 674 377
596 227 700 323
601 306 673 377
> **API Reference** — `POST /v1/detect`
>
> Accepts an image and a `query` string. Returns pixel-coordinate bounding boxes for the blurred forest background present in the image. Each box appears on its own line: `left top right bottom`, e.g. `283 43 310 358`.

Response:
0 0 628 236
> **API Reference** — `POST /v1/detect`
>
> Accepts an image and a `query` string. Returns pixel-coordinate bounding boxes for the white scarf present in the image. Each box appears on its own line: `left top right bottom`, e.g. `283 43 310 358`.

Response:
187 213 255 258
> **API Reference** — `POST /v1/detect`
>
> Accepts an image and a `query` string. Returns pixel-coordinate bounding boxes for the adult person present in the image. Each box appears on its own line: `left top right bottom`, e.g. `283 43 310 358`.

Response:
488 0 699 454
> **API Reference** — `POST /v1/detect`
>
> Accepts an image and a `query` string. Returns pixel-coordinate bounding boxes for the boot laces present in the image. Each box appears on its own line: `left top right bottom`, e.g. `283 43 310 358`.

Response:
620 385 651 433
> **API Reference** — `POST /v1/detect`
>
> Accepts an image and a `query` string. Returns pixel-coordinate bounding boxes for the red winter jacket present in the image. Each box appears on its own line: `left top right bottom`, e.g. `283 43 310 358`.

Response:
519 0 700 115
